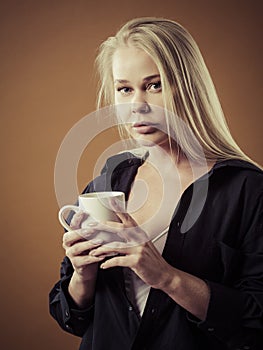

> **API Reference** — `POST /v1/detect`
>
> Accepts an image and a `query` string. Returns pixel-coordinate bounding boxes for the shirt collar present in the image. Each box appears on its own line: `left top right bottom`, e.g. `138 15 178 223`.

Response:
116 151 262 176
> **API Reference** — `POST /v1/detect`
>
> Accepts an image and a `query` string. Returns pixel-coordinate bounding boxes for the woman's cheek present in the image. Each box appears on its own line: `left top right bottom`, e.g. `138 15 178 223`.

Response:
115 102 133 124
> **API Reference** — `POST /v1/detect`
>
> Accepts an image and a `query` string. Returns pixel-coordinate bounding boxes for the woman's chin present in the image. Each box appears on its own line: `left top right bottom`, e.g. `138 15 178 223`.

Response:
133 133 169 149
134 135 158 147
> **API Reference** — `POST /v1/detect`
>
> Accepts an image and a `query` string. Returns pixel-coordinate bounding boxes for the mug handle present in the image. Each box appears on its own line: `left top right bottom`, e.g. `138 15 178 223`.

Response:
58 205 79 231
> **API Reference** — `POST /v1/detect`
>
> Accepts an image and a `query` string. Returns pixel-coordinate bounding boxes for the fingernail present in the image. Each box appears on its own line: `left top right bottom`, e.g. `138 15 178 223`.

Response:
88 222 98 227
80 228 89 234
90 239 103 245
89 250 97 256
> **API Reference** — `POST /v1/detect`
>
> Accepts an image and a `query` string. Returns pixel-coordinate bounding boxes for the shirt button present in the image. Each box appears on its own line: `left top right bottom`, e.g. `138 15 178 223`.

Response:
151 308 156 314
207 327 214 332
128 306 133 311
65 324 70 329
65 310 69 317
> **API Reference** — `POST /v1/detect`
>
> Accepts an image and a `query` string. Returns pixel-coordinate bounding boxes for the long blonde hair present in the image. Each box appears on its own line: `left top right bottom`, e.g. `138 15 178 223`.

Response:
96 17 259 166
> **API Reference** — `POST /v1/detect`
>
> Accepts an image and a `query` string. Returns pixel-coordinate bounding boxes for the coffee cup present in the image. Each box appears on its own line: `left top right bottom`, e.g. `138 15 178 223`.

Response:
58 191 125 244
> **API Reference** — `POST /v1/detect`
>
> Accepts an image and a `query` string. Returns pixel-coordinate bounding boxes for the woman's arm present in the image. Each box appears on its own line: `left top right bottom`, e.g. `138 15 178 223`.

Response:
62 228 104 308
157 266 210 320
49 212 104 336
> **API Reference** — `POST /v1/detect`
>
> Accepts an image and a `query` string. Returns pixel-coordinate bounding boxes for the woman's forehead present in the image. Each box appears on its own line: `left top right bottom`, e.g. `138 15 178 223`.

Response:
112 47 159 79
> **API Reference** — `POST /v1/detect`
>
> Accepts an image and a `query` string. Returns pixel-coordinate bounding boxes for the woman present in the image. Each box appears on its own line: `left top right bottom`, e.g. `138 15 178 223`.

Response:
49 18 263 349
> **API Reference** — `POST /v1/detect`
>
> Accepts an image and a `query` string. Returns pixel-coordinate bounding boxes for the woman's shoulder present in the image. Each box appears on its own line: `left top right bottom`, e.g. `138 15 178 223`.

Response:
214 158 262 172
212 158 263 194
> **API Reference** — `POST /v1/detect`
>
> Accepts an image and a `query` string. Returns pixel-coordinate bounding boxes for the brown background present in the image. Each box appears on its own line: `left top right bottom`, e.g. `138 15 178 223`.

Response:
1 0 262 349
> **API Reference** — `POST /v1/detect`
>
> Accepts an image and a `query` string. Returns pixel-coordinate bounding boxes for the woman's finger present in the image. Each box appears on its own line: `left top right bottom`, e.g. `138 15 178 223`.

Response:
116 210 138 227
94 220 149 245
72 254 105 268
70 211 89 229
65 239 103 257
89 244 133 258
63 229 85 247
63 228 103 247
116 226 149 244
88 222 123 234
100 255 131 269
110 198 138 227
101 241 129 249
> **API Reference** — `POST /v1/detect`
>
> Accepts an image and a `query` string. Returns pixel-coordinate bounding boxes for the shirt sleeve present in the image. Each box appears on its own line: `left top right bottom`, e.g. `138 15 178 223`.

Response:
187 189 263 349
49 256 94 337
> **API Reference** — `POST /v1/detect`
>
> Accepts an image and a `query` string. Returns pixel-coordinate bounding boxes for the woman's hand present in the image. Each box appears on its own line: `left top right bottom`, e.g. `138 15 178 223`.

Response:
92 239 175 290
88 202 176 290
62 211 104 281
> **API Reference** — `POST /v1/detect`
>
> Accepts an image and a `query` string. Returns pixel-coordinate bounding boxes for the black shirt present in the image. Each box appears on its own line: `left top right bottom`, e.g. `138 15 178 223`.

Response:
49 153 263 350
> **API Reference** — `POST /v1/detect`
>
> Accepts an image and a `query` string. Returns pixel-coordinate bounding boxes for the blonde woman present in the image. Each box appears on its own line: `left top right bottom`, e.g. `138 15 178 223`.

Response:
50 18 263 350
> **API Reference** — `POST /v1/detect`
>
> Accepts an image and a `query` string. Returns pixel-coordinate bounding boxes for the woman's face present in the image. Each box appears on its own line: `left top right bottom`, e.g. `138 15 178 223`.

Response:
112 45 170 149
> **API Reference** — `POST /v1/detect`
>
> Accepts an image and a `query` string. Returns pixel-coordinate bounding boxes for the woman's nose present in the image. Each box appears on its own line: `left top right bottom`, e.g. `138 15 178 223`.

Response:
131 92 150 114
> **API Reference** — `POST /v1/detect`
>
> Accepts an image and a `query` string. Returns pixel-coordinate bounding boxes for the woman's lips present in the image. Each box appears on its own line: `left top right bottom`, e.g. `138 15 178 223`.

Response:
132 122 158 134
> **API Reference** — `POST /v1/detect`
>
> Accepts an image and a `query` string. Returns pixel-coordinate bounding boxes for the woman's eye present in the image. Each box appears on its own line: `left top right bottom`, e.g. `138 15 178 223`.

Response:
147 81 162 92
117 87 133 96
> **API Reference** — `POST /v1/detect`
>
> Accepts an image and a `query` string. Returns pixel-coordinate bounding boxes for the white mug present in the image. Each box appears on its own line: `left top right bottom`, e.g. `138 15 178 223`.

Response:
58 191 125 243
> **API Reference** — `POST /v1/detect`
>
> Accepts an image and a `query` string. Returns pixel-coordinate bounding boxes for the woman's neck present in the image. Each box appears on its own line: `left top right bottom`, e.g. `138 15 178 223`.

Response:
146 144 186 169
144 144 215 179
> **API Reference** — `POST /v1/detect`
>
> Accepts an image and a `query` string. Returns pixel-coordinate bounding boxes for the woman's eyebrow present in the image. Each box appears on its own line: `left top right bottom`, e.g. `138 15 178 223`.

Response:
114 79 130 84
143 74 160 82
114 74 160 84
